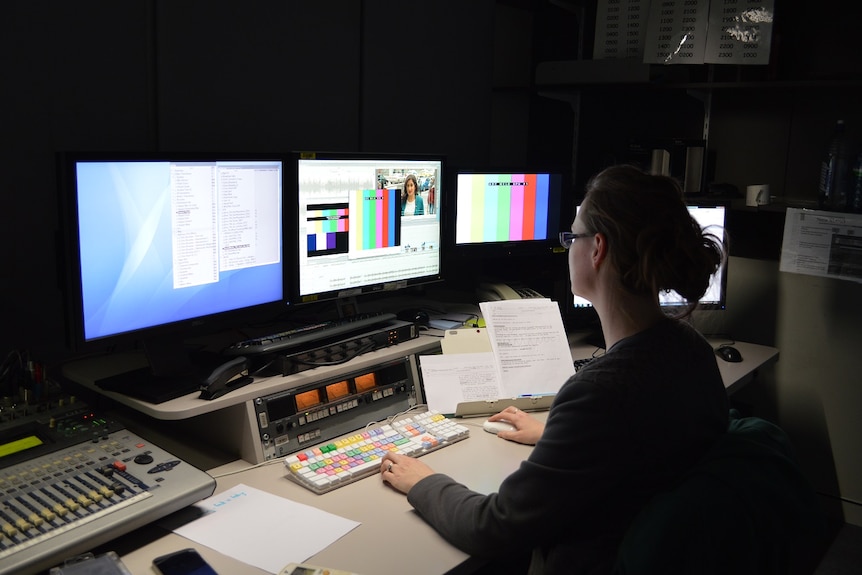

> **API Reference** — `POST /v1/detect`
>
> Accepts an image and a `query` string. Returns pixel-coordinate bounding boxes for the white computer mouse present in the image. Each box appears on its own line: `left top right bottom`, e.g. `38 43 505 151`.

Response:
483 419 516 434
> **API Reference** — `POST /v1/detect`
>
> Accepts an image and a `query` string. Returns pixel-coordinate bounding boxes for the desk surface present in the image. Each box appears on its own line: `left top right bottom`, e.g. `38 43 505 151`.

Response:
569 334 778 395
115 415 532 575
107 337 778 575
705 339 779 394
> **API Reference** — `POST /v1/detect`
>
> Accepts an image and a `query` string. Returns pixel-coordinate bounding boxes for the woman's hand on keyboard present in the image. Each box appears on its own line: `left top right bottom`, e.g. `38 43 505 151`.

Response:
488 407 544 445
380 453 434 495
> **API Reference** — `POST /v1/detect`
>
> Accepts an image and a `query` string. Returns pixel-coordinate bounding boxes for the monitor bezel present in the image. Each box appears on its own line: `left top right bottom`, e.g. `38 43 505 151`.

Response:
57 150 291 356
287 150 447 306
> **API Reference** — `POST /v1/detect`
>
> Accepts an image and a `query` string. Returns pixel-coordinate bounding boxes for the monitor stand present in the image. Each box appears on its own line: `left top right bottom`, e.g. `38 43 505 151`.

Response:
94 337 225 404
336 296 360 318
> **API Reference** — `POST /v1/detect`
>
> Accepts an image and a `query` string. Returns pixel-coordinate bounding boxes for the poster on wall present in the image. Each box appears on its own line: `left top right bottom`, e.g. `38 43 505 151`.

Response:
597 0 776 65
780 208 862 284
593 0 651 59
642 0 710 64
704 0 775 64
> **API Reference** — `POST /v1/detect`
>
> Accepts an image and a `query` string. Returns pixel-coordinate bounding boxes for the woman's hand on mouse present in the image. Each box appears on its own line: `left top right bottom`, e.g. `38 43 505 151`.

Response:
487 407 544 445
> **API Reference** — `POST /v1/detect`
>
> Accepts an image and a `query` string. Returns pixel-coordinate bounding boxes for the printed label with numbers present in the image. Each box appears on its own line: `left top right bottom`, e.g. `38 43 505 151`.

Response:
593 0 651 60
704 0 774 64
643 0 710 65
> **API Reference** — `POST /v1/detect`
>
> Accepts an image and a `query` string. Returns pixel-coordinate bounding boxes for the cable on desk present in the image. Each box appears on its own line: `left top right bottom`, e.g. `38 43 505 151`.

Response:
375 403 429 427
249 357 278 377
444 313 479 326
588 346 605 359
209 458 284 479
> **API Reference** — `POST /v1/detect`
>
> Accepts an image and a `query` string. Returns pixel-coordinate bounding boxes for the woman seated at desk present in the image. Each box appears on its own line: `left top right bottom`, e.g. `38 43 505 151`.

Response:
380 165 729 574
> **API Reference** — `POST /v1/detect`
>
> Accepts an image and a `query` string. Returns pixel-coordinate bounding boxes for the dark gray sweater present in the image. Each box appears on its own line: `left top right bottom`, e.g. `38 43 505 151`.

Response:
407 318 729 574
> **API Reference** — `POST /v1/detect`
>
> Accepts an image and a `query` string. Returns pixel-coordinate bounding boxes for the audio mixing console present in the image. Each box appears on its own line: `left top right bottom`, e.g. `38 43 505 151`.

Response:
0 398 215 575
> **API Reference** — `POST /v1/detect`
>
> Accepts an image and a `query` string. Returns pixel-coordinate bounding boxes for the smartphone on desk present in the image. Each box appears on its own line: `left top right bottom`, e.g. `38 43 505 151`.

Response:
153 548 218 575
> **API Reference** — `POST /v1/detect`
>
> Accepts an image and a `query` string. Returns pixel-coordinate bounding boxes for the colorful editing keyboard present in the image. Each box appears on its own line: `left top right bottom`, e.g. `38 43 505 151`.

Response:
284 410 470 494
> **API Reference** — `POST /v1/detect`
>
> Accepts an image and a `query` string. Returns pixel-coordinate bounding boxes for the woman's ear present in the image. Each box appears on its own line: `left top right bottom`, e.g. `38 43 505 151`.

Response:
592 232 608 270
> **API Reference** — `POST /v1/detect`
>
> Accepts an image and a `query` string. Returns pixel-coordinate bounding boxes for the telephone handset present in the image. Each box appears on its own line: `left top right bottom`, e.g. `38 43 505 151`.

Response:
477 282 543 301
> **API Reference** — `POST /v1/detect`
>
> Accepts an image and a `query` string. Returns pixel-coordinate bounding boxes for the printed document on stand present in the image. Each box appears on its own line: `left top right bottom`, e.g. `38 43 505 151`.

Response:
419 299 575 414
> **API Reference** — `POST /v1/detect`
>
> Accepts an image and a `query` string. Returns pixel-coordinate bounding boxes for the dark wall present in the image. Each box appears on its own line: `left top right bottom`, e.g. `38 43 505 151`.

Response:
154 3 362 152
3 1 499 365
6 1 861 367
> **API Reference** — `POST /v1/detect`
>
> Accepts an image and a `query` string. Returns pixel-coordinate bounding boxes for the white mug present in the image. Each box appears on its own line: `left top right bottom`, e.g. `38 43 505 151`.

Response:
746 184 770 206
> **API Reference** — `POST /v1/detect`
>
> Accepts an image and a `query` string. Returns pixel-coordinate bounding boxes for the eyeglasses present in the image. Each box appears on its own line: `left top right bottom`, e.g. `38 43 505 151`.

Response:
559 231 591 249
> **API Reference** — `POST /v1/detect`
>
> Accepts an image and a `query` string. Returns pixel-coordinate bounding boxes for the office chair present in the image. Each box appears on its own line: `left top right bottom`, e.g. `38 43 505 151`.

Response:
613 413 828 575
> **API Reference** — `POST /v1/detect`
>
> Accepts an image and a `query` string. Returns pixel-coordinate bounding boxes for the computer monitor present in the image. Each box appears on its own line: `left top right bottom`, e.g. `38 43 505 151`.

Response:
451 170 567 257
58 152 287 399
291 152 444 305
570 204 728 315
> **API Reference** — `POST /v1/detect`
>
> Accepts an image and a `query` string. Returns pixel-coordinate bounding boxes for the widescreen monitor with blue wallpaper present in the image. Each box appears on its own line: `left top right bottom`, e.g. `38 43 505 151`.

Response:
68 156 285 350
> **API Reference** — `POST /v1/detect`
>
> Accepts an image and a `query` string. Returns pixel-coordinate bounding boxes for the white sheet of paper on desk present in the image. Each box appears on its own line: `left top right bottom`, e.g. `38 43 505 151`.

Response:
419 352 503 414
173 483 359 574
479 299 575 397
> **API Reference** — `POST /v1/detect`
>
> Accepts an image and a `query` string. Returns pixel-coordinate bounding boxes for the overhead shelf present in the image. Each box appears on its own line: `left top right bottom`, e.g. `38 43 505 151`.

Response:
536 59 862 90
536 59 651 86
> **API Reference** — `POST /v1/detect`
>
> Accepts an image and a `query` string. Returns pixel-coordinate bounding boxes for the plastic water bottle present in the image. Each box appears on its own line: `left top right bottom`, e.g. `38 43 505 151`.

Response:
819 120 851 211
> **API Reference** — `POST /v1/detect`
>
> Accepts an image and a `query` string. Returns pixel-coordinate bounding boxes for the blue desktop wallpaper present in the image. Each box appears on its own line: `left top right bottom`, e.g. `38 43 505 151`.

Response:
75 161 283 342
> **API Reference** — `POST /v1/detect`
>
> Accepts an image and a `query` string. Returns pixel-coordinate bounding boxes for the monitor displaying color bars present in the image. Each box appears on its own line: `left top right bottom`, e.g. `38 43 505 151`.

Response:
294 153 444 304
